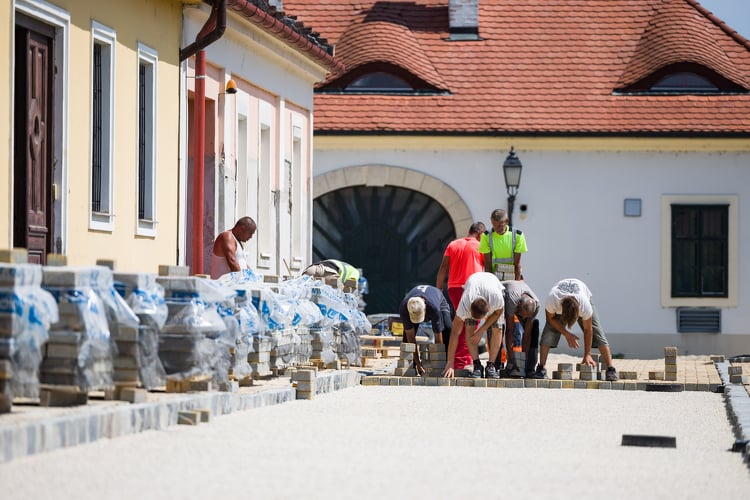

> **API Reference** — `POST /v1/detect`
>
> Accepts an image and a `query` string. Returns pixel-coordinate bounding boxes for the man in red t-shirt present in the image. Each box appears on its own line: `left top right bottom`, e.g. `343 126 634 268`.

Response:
436 221 485 370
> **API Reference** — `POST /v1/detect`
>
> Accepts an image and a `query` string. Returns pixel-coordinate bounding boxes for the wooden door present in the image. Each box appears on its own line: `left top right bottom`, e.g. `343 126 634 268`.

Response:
14 17 55 265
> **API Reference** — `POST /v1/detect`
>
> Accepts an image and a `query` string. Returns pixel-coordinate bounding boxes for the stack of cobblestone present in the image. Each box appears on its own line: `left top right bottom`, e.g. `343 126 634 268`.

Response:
156 275 235 390
112 272 167 390
40 267 119 394
0 264 58 412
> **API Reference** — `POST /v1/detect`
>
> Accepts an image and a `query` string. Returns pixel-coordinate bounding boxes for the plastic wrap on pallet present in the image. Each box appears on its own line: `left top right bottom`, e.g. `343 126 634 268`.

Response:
0 263 44 287
42 267 121 391
41 286 114 391
111 272 168 389
309 285 351 326
217 298 252 380
309 326 337 365
158 277 235 387
0 267 59 398
46 266 139 328
114 273 168 329
215 268 265 285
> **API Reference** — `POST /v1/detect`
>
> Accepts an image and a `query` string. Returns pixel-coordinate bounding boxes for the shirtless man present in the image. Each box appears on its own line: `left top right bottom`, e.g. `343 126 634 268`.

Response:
210 217 257 279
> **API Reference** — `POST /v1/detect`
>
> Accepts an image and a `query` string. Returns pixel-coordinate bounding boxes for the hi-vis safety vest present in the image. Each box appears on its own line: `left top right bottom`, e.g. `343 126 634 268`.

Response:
488 228 520 278
325 259 360 283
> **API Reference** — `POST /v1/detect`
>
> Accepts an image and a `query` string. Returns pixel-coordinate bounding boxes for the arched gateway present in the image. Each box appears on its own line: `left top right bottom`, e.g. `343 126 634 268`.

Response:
313 166 473 314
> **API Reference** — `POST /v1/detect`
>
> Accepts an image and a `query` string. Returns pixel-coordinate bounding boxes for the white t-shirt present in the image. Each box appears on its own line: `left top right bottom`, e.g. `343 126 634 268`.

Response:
545 279 593 320
456 272 505 321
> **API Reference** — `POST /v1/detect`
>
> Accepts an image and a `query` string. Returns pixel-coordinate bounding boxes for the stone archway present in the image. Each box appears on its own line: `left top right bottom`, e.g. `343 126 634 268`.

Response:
312 166 474 314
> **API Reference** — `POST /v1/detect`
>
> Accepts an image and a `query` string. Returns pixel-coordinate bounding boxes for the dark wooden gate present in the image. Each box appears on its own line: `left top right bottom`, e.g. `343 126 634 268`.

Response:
14 15 55 265
312 186 455 315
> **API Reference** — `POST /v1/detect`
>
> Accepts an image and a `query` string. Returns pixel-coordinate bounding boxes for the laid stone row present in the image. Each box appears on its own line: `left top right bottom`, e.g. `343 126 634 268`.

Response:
361 375 722 392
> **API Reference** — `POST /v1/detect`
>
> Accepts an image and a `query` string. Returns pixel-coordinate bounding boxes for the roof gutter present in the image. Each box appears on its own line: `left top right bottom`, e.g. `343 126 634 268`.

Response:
180 0 227 62
226 0 344 73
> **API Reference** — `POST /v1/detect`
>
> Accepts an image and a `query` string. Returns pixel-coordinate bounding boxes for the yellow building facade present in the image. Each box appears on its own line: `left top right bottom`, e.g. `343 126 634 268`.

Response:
2 0 182 272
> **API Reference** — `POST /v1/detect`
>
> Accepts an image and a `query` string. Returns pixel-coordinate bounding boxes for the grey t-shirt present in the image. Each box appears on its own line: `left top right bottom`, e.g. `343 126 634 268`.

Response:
502 280 539 319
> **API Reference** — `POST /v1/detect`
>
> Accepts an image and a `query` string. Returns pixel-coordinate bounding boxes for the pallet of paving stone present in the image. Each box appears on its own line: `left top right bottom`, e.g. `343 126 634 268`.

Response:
0 263 60 410
157 276 236 390
41 266 121 393
112 272 168 390
336 324 362 366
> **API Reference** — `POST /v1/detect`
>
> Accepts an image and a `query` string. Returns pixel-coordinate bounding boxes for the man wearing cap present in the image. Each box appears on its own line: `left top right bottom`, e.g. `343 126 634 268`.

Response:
398 285 452 376
443 272 505 379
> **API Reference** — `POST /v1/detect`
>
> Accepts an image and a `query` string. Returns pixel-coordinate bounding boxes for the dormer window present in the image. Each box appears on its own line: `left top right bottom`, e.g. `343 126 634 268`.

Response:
317 62 445 95
618 63 747 95
346 71 413 91
651 72 718 93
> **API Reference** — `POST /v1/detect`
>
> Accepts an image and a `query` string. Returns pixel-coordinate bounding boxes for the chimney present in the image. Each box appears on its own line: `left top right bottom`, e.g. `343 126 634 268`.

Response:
448 0 480 40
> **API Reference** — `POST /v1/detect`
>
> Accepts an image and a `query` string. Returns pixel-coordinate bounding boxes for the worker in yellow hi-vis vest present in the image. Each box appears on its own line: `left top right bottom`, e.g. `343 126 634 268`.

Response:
478 208 528 281
302 259 360 284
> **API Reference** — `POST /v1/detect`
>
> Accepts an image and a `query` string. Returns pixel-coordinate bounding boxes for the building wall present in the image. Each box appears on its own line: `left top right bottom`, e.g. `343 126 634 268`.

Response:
0 5 11 248
313 135 750 355
181 5 327 278
3 0 182 272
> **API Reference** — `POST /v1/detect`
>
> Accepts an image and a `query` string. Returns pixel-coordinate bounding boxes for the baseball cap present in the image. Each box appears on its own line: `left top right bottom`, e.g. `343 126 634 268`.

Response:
407 297 426 323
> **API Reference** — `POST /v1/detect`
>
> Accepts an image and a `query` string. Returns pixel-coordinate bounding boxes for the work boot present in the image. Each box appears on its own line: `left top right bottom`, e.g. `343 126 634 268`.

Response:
470 362 483 379
606 366 619 381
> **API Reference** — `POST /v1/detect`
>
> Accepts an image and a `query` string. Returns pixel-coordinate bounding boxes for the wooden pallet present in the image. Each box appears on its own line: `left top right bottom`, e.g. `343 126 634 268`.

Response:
165 376 212 393
39 385 88 407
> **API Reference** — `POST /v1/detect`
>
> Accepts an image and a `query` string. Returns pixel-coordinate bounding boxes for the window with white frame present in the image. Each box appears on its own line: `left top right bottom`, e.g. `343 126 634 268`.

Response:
290 123 304 270
136 43 157 235
90 21 115 230
661 195 738 308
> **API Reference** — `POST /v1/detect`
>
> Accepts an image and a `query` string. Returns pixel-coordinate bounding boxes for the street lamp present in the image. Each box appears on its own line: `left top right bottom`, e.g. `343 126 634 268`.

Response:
503 146 523 227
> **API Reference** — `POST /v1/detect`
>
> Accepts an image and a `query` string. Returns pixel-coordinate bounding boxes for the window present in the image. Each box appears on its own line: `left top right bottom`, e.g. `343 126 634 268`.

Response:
136 43 157 236
346 71 413 91
90 21 115 230
671 204 727 297
317 63 444 94
619 63 746 94
651 72 718 93
661 195 738 308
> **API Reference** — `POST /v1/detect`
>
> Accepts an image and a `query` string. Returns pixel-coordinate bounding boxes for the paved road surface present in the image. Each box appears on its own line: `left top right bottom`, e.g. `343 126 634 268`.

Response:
1 386 748 499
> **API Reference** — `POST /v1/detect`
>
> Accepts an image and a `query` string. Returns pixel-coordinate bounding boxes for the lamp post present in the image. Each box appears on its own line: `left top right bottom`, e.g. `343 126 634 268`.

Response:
502 146 523 227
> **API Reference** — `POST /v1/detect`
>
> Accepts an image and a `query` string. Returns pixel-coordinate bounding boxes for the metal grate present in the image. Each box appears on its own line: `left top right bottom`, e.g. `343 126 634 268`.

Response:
676 308 721 333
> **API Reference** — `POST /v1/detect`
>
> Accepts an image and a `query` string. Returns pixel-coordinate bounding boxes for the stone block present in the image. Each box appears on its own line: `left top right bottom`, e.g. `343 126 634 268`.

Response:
177 410 201 425
158 265 189 277
557 363 574 372
295 381 315 392
728 366 743 375
0 248 28 264
649 371 665 380
663 346 678 357
400 343 416 353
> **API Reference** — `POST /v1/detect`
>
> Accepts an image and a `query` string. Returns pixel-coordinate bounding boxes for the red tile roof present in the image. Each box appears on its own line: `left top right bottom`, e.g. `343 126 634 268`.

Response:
283 0 750 135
